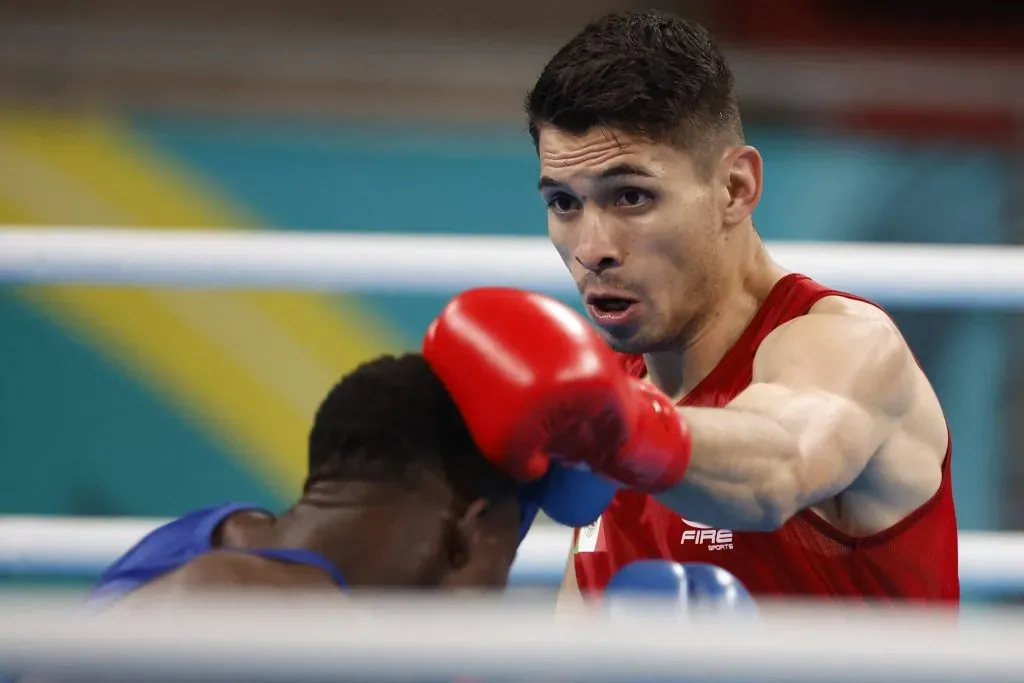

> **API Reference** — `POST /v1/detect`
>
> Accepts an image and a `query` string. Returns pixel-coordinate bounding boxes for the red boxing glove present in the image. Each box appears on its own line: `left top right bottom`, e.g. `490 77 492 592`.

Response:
422 287 692 492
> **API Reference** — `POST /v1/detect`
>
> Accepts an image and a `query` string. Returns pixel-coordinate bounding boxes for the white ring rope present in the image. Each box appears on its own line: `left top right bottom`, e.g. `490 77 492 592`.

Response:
0 593 1016 682
0 516 575 584
2 227 1024 306
0 517 1018 594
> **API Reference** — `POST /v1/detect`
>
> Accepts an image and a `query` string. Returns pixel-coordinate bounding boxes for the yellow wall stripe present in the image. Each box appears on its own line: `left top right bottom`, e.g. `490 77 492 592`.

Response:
0 111 401 497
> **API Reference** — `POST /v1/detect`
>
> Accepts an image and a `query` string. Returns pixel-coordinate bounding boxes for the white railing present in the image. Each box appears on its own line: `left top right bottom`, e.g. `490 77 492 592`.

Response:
2 227 1024 307
0 593 1016 682
0 516 1020 594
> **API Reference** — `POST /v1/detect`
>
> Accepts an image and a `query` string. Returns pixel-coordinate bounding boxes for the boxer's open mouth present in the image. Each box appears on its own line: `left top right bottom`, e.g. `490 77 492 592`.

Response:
591 297 634 313
585 293 640 324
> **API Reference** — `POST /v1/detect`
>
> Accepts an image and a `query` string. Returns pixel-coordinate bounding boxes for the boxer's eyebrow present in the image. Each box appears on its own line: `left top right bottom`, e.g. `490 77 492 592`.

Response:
538 176 562 191
538 163 655 191
595 163 656 181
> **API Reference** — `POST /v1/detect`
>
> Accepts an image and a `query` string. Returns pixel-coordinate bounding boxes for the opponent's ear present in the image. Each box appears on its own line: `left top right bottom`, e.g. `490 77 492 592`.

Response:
720 145 763 228
447 498 490 571
440 498 513 589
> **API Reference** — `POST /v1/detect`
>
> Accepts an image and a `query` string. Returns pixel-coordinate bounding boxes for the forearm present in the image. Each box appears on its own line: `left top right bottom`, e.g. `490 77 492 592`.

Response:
654 405 803 531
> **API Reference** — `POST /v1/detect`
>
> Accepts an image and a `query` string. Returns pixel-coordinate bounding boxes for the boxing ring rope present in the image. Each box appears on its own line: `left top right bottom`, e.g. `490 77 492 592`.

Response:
1 226 1023 597
0 516 1021 595
0 593 1015 682
3 226 1024 306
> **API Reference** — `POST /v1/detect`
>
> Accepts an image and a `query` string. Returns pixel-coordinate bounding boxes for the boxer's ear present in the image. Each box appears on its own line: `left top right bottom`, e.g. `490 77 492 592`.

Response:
440 497 517 589
719 144 763 229
447 498 491 571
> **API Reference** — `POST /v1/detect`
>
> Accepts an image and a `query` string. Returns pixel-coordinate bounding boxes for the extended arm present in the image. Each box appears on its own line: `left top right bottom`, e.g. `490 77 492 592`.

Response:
654 304 916 531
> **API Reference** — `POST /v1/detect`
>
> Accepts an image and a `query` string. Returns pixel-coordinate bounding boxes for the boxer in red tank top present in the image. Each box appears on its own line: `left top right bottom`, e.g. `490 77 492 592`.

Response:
573 274 958 601
418 10 955 606
516 11 955 603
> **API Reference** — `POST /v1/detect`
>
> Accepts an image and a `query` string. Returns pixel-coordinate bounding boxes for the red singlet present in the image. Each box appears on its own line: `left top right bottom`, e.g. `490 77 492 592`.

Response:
574 274 959 603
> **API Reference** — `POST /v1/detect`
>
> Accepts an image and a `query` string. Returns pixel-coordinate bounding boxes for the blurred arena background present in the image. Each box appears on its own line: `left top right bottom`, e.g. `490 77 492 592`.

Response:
0 0 1021 598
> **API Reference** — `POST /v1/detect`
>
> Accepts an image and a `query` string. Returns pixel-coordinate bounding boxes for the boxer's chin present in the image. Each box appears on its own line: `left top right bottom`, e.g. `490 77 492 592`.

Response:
598 325 649 355
585 305 671 354
601 323 679 355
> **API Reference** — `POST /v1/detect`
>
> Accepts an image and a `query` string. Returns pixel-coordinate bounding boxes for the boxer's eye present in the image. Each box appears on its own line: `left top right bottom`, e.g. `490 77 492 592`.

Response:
615 188 653 209
547 193 580 215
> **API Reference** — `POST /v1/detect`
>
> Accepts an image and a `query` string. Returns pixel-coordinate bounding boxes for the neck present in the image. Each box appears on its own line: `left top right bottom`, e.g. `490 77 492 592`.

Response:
244 481 448 588
644 223 786 400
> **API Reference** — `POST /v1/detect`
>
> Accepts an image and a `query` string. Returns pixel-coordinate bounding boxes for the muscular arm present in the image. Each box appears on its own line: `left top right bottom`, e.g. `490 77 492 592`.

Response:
654 301 923 531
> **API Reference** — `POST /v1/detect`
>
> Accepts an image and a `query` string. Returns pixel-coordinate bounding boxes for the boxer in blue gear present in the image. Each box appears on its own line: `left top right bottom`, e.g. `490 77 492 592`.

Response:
91 354 524 605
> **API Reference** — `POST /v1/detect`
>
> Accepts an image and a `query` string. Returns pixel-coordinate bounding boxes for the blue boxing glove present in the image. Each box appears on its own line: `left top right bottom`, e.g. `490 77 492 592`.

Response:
512 465 615 586
605 560 755 614
516 462 617 544
539 463 617 527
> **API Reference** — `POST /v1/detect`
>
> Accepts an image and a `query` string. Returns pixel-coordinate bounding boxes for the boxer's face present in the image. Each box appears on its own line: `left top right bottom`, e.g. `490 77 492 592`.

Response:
538 125 739 353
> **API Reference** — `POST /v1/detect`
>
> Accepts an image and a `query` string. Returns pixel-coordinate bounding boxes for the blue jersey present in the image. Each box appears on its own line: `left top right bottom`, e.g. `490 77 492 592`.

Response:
91 502 346 604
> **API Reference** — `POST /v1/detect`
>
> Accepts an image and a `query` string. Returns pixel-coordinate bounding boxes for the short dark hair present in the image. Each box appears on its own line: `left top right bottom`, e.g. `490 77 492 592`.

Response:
525 10 742 165
307 354 515 503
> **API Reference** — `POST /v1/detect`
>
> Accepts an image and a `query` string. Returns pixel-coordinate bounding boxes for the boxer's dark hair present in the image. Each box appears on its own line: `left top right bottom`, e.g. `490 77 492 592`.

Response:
525 10 742 175
306 353 516 503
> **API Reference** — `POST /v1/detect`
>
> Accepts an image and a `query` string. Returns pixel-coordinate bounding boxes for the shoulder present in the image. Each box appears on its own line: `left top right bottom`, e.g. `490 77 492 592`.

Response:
762 295 907 367
807 293 895 324
772 294 902 347
754 295 914 410
159 551 304 591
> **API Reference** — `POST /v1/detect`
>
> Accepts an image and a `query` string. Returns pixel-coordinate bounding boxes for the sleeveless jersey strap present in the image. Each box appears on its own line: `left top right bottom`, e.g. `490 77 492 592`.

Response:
791 279 877 312
242 548 347 588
